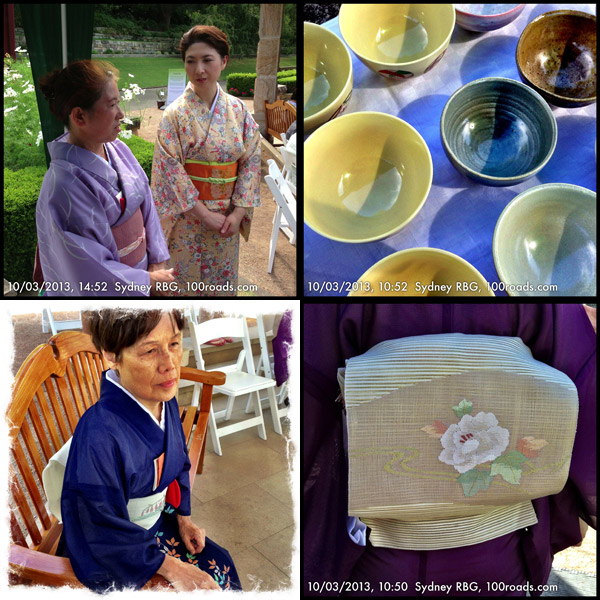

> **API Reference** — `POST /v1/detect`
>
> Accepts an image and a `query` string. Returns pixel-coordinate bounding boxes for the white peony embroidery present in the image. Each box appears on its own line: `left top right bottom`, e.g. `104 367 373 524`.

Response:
439 412 509 474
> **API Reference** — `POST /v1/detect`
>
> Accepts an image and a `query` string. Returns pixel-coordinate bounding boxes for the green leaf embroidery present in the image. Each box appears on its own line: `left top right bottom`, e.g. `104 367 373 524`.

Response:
452 398 473 419
457 468 493 497
490 451 528 484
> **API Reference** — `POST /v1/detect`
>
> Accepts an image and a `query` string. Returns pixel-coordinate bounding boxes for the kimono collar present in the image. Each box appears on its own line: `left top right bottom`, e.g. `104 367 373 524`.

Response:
106 369 165 431
48 132 119 187
184 81 224 116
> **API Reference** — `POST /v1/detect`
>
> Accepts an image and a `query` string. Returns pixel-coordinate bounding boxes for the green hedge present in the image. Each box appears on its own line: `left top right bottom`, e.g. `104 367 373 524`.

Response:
226 69 296 97
4 136 156 285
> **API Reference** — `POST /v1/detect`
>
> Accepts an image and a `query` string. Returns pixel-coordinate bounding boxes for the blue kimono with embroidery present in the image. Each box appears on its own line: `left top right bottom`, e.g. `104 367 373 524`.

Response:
58 371 240 592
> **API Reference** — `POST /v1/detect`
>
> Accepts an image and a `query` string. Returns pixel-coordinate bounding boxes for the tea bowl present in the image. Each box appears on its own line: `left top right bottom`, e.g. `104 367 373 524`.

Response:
304 22 353 132
305 112 432 243
339 4 455 79
493 183 596 296
440 77 557 186
516 10 596 108
348 248 494 296
455 4 525 32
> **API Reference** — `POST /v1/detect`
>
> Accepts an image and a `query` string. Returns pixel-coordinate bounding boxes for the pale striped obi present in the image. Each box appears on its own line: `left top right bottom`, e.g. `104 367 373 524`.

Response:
340 334 579 550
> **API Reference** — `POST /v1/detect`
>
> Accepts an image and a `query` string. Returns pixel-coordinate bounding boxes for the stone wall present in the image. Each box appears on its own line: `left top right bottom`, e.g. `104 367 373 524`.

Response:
15 27 179 56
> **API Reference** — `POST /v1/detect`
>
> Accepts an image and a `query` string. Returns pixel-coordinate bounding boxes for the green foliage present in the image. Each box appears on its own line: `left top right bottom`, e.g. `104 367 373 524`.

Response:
120 135 155 181
226 70 297 97
4 55 47 170
3 166 46 284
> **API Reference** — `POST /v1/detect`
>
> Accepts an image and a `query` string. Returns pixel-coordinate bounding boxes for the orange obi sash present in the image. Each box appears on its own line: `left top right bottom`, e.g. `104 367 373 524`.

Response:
184 159 238 201
111 207 147 267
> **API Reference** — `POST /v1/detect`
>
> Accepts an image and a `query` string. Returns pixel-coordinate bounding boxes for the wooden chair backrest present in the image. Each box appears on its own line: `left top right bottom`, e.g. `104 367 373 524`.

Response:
265 99 296 141
8 332 105 551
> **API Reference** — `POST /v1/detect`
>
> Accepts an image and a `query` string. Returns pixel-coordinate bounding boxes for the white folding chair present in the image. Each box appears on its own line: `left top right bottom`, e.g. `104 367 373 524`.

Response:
280 146 296 195
244 314 289 431
187 316 281 456
41 309 82 335
265 160 297 274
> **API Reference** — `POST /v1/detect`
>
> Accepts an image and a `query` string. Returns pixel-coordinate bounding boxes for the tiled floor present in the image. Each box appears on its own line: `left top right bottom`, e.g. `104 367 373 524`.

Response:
180 386 295 592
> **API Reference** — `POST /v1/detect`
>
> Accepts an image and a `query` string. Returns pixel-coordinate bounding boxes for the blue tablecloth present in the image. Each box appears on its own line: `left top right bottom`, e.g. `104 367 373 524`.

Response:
304 4 597 296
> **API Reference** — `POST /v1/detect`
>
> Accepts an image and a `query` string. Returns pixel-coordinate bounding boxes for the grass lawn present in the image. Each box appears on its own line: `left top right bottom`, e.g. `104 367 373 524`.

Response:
92 55 296 88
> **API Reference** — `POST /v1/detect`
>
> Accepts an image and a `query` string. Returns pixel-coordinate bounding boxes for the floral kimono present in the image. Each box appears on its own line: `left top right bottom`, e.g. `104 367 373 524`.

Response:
151 83 261 296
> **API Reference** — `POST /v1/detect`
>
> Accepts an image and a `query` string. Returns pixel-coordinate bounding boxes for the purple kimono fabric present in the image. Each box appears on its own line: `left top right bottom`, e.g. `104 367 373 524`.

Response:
304 304 596 597
36 133 169 296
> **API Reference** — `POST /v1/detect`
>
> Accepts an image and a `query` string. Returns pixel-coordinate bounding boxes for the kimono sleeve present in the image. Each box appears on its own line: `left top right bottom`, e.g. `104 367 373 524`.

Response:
151 110 198 219
60 424 165 591
36 167 151 296
231 107 261 209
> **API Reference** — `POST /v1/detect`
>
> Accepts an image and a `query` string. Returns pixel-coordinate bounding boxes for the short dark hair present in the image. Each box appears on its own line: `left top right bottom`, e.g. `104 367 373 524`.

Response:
39 60 119 128
179 25 230 61
84 309 184 361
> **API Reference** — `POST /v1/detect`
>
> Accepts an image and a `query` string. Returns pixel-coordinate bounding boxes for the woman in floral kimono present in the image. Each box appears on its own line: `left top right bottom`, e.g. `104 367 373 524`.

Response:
151 25 261 296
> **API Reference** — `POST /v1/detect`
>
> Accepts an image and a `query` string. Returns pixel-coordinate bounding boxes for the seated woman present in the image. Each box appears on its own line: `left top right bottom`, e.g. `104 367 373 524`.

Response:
56 308 241 591
35 60 175 296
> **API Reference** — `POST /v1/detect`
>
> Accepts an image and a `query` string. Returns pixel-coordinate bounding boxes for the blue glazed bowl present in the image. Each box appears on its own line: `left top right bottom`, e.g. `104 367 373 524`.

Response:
440 77 557 186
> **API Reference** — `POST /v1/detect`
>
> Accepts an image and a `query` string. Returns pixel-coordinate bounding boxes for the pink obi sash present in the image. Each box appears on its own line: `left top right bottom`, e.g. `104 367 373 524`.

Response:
111 207 147 266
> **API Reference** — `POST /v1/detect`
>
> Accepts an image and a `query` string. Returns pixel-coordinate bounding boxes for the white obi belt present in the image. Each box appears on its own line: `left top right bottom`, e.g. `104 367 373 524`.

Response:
42 438 167 531
338 333 579 551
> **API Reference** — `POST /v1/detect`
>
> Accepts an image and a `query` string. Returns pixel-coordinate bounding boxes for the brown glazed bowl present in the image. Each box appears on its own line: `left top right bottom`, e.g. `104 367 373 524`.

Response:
516 10 596 108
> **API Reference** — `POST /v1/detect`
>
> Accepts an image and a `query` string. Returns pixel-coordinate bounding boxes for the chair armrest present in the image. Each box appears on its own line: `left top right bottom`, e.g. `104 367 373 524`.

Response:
180 366 226 386
10 545 172 590
9 545 83 587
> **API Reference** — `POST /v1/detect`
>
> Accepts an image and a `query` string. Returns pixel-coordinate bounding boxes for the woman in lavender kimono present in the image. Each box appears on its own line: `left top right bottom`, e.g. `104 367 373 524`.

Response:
304 304 596 597
35 60 175 296
151 26 261 297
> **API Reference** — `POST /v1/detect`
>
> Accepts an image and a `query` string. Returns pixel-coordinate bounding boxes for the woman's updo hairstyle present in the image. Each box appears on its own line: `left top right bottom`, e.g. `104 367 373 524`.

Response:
179 25 230 61
39 60 119 128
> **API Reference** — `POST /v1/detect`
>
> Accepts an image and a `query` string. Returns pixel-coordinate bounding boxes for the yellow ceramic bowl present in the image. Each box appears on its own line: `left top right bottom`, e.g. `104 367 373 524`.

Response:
305 112 432 242
348 248 495 296
304 22 353 132
339 4 455 79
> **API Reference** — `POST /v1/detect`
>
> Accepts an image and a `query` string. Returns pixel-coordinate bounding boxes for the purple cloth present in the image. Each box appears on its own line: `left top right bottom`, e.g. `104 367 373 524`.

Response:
304 304 596 596
273 310 293 387
36 133 170 296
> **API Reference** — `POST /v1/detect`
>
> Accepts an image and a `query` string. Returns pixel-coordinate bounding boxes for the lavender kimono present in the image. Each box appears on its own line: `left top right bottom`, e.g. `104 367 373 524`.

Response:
304 304 596 596
36 133 169 296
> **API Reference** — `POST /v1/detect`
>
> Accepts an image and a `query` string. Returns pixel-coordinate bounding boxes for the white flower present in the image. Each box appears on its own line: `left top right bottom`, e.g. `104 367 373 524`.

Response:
128 73 135 78
121 117 133 125
4 87 17 98
4 105 17 115
119 129 133 139
22 83 35 94
439 412 509 474
36 131 44 146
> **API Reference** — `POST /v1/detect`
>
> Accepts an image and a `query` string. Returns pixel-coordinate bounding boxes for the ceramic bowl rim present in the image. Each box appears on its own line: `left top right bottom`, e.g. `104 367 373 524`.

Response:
515 9 597 105
440 76 558 184
305 111 433 243
349 247 494 296
492 183 597 296
339 3 455 69
455 4 525 18
304 22 353 128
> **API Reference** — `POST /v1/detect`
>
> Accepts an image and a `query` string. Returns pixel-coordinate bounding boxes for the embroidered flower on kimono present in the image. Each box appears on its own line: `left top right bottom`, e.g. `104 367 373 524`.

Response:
439 412 509 474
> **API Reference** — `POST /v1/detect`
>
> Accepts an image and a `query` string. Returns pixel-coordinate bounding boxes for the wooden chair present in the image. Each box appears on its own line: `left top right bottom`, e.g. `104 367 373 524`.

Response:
7 331 225 589
264 99 296 141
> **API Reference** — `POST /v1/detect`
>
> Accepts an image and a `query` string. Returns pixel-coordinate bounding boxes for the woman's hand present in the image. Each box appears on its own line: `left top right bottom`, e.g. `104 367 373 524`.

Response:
157 555 220 591
176 514 206 555
220 207 246 238
148 265 175 297
189 202 226 232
